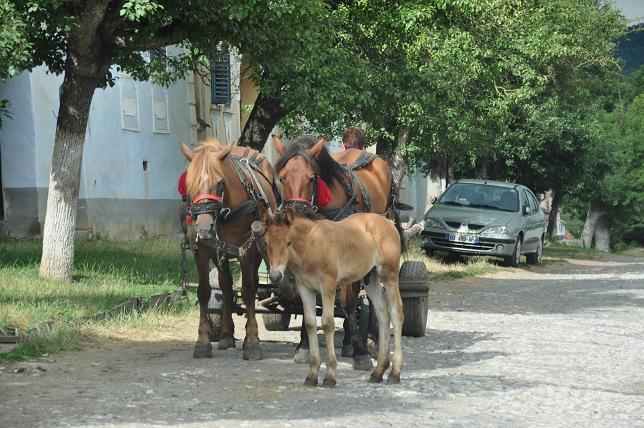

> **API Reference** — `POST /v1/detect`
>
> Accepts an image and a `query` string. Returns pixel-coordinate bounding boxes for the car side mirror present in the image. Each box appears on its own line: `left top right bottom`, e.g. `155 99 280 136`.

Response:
524 206 532 215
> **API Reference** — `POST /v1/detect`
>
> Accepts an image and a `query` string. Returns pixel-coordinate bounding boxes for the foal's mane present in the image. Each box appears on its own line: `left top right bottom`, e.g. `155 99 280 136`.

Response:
274 136 345 188
186 138 228 197
274 205 322 224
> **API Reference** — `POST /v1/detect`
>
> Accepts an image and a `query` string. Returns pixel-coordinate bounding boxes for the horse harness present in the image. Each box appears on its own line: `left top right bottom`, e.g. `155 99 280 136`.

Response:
186 148 280 259
288 150 378 221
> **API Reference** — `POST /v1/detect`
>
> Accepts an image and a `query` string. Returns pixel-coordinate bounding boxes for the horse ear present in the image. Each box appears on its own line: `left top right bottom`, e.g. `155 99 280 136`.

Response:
284 206 296 226
259 205 272 225
218 143 233 161
272 135 286 156
180 141 194 161
307 137 326 158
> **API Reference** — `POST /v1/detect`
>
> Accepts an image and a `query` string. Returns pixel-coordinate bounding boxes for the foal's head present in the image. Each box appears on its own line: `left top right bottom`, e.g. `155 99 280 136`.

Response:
254 207 296 284
180 139 232 241
273 135 344 206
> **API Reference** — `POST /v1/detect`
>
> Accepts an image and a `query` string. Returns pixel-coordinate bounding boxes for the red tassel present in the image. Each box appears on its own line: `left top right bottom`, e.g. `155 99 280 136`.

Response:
316 179 333 207
178 171 188 197
185 215 193 224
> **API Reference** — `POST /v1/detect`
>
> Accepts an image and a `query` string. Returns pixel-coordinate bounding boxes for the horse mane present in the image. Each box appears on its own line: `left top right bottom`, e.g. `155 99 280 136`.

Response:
186 138 227 197
274 205 322 224
274 136 345 189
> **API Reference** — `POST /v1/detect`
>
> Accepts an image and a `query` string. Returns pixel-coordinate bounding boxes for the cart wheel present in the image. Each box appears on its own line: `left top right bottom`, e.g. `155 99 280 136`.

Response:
399 260 430 337
399 260 430 283
402 295 429 337
262 313 291 331
207 314 223 342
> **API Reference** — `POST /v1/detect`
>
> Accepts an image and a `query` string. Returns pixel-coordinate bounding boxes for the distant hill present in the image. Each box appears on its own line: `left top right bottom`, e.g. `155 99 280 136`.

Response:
617 24 644 74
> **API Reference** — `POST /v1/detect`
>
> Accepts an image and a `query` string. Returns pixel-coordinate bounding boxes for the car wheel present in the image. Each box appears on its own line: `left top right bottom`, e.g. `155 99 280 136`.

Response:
424 248 434 258
526 239 543 265
504 237 522 268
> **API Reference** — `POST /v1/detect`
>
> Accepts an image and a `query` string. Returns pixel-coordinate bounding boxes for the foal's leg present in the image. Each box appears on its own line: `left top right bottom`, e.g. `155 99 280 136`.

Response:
381 268 404 384
298 285 320 386
240 250 263 360
193 248 213 358
365 277 391 383
321 283 338 387
216 258 236 350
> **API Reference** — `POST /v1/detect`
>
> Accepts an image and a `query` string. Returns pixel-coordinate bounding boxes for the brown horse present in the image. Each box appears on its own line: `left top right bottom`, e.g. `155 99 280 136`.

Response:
180 138 278 360
272 135 402 370
254 207 404 386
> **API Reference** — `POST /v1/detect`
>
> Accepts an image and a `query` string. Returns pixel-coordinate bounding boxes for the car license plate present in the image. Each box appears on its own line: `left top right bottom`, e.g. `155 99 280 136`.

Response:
446 233 479 244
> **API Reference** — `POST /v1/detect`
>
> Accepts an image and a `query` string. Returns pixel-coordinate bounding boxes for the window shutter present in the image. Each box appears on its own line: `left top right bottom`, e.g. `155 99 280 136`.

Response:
210 54 231 106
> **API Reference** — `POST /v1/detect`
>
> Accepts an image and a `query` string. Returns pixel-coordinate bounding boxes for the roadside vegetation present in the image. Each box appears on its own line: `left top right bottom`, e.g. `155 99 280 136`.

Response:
0 238 196 362
404 238 506 281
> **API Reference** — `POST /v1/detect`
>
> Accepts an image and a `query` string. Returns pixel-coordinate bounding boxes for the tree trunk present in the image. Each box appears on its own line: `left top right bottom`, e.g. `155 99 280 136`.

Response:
581 200 604 248
238 90 288 151
39 68 103 280
594 215 611 252
476 156 489 179
391 126 410 191
546 191 563 239
445 156 454 185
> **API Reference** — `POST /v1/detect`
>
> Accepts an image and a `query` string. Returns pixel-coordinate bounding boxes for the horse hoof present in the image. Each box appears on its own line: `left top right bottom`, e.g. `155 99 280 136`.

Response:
192 343 213 359
367 338 379 359
217 336 236 350
304 377 318 387
368 373 383 383
294 348 310 364
322 378 337 388
341 344 353 358
243 344 264 361
386 374 400 384
352 355 373 371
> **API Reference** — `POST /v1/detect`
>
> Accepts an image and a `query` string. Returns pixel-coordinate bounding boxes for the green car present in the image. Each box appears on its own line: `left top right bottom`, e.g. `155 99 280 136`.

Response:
420 179 545 267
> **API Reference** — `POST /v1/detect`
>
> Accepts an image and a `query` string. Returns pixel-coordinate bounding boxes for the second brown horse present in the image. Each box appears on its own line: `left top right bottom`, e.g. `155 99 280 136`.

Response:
272 135 401 370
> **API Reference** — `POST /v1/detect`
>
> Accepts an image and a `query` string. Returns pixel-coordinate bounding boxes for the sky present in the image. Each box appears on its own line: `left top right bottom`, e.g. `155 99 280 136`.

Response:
614 0 644 24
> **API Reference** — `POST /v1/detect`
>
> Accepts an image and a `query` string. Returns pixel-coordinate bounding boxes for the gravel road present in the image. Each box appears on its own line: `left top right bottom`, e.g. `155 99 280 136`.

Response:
1 255 643 427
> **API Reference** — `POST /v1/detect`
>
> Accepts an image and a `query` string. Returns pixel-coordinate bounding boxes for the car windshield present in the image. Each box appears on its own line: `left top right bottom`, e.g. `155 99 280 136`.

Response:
438 183 519 212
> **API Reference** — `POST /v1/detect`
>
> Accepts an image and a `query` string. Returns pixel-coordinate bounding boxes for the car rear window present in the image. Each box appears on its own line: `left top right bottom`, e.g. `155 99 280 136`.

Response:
438 183 519 212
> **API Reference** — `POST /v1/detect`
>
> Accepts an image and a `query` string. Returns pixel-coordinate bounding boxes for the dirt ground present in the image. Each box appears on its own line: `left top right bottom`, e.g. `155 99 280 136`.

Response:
1 254 643 427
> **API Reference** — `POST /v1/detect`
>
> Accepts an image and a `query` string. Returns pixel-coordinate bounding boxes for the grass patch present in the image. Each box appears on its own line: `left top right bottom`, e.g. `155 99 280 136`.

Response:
403 237 504 280
0 238 198 361
542 242 602 259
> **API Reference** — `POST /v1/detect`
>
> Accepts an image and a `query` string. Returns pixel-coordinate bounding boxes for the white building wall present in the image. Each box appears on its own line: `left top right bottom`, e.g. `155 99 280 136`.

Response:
0 50 242 239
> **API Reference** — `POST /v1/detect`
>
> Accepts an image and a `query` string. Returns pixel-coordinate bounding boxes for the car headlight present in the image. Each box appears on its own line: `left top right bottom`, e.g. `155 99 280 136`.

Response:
480 226 511 237
425 218 442 228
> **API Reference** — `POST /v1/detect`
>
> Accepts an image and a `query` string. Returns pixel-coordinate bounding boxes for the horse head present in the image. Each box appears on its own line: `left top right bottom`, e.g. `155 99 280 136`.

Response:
180 139 232 241
253 206 296 284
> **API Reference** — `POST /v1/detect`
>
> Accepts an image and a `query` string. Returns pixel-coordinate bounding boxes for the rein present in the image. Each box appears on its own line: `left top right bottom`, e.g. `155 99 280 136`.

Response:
188 151 279 260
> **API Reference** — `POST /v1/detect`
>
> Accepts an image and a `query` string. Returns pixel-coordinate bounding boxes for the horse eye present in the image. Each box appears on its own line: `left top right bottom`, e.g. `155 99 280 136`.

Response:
279 176 285 182
287 240 292 247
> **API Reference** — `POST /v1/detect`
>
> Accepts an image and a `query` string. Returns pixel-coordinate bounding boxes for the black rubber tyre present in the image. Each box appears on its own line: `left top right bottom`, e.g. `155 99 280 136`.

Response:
424 248 435 258
503 237 522 268
262 313 291 331
399 260 430 284
399 261 430 337
207 313 223 342
401 295 429 337
526 239 543 265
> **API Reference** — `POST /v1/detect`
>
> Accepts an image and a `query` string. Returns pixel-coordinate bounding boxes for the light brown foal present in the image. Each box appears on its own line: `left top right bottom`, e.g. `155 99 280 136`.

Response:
254 207 404 386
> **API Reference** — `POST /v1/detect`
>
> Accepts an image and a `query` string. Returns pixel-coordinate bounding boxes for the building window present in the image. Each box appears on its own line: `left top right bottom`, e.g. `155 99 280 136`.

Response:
210 54 231 106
